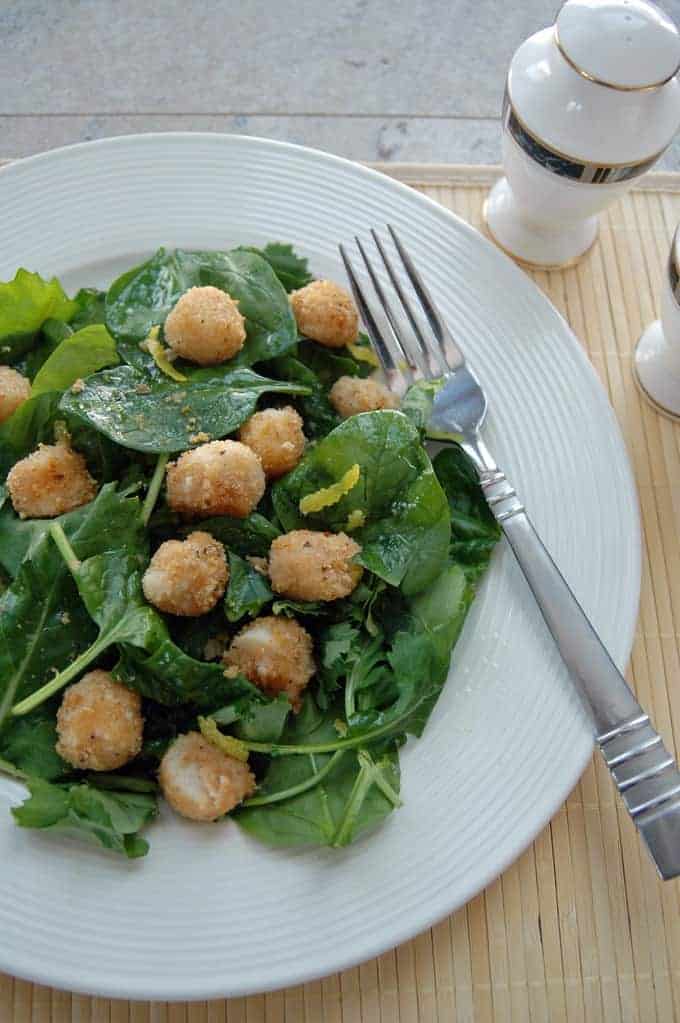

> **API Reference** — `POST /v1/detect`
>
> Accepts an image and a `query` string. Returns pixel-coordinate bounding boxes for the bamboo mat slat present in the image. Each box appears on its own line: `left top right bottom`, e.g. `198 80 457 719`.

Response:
1 162 680 1023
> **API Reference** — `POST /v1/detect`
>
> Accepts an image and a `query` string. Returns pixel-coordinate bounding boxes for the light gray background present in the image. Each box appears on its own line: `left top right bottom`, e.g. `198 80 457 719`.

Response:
2 0 680 166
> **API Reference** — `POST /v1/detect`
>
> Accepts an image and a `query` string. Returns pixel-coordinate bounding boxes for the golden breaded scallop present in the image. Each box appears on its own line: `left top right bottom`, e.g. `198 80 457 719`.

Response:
0 366 31 423
290 280 359 348
224 615 315 711
142 531 228 617
7 442 98 519
159 731 256 822
268 529 362 602
166 439 265 519
238 406 305 479
164 285 246 366
56 670 143 772
329 376 399 419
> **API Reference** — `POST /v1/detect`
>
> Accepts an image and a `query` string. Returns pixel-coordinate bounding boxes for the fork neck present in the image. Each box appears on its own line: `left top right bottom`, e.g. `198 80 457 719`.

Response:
459 433 498 475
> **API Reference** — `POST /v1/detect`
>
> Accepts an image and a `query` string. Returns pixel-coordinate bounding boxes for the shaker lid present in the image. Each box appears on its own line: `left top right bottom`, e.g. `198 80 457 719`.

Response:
555 0 680 90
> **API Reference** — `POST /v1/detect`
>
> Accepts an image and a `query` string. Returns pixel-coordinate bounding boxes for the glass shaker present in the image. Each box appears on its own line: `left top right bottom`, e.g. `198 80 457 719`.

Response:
485 0 680 268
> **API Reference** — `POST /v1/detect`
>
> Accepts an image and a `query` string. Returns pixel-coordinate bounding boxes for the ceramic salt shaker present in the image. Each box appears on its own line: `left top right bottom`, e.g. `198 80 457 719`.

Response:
634 223 680 418
485 0 680 268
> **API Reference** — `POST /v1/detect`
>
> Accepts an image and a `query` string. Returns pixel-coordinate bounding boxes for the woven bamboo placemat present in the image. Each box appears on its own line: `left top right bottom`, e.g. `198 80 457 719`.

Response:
1 161 680 1022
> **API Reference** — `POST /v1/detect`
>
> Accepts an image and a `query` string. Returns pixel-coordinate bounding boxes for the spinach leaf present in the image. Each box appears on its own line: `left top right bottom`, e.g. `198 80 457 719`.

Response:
177 512 279 556
238 243 313 293
267 355 340 439
0 269 76 364
218 692 291 743
69 289 106 330
235 698 400 847
105 247 298 372
224 552 273 622
59 364 309 454
17 319 72 379
12 777 157 858
31 324 119 396
433 446 501 582
0 386 127 483
0 703 69 781
295 339 370 386
0 484 142 727
273 410 451 594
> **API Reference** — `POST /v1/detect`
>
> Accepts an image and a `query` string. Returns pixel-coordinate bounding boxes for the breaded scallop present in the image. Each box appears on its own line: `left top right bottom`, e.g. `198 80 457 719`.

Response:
7 442 98 519
290 280 359 348
224 615 315 711
164 286 246 365
56 670 143 772
159 731 256 822
142 531 228 616
268 529 362 601
166 439 265 519
238 406 305 479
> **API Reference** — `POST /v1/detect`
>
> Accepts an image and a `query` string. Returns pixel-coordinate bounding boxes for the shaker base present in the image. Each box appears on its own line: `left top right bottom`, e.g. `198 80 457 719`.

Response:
484 178 598 270
633 320 680 422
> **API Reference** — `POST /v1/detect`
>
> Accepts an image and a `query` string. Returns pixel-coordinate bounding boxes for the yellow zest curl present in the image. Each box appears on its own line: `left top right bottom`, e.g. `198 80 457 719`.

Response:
299 464 361 515
141 326 187 382
346 343 379 368
198 716 249 762
345 509 366 531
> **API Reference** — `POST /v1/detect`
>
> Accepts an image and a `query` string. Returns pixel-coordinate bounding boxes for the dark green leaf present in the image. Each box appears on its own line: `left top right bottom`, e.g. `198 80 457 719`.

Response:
294 339 370 387
238 243 313 293
235 698 400 847
105 247 297 372
12 777 157 858
433 446 501 581
69 289 106 330
59 364 309 454
0 703 69 781
0 485 142 726
267 354 340 439
224 552 273 622
273 410 451 594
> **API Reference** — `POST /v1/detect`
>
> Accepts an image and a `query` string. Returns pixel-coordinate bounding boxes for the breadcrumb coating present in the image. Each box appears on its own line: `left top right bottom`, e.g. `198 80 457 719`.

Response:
166 439 265 519
224 615 315 711
238 406 305 478
164 286 246 365
142 531 228 617
0 365 31 423
290 280 359 348
268 529 362 601
56 670 143 771
7 442 98 519
159 731 256 822
329 375 399 418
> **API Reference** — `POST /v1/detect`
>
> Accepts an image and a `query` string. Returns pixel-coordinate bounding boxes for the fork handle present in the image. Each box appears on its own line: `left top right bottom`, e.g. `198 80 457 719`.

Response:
477 460 680 880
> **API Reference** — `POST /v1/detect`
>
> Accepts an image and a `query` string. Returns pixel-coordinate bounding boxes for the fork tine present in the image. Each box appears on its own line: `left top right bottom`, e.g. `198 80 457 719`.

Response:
387 224 463 374
370 228 437 379
354 236 416 383
338 244 408 394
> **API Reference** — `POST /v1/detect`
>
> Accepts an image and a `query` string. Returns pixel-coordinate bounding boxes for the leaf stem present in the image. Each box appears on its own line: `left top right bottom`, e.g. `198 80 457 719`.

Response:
240 750 346 808
240 700 416 757
49 522 81 575
141 454 169 526
10 636 110 716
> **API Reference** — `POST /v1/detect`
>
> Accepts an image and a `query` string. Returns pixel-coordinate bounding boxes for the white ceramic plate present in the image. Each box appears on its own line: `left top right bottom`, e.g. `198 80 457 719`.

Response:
0 134 640 1001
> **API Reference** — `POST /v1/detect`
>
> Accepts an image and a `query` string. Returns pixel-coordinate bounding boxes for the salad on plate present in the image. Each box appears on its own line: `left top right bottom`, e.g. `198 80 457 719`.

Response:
0 243 499 858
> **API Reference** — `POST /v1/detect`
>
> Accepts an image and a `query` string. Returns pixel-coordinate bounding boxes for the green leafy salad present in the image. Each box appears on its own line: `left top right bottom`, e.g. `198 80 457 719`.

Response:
0 243 500 858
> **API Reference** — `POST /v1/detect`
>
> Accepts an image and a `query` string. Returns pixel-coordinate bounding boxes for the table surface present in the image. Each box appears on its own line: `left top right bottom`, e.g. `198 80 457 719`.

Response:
1 160 680 1022
2 0 680 168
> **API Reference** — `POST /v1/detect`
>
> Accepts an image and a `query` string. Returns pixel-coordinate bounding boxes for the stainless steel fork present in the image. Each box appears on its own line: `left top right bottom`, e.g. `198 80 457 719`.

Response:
340 225 680 880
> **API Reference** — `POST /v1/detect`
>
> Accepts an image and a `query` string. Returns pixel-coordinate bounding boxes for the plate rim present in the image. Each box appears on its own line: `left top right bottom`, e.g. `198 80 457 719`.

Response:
0 132 641 1000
